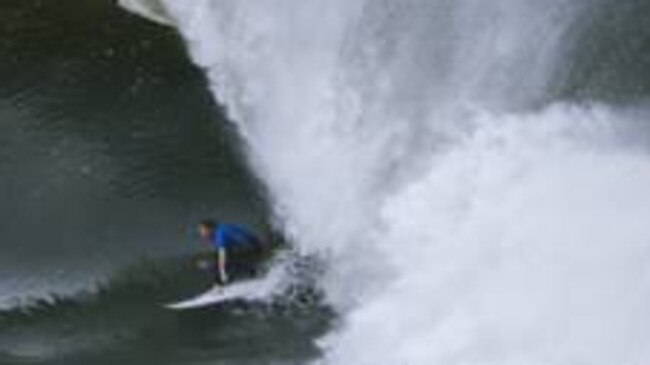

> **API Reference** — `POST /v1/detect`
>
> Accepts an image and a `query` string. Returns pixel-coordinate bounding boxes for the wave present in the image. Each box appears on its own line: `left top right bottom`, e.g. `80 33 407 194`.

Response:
0 253 328 365
122 1 650 364
0 258 188 363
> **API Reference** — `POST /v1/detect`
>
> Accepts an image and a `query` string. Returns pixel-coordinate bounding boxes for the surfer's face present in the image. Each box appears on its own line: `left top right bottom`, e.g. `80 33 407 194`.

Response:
198 224 213 240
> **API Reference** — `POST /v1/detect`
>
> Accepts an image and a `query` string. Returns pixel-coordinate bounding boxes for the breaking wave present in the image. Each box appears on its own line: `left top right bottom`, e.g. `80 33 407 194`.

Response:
121 1 650 364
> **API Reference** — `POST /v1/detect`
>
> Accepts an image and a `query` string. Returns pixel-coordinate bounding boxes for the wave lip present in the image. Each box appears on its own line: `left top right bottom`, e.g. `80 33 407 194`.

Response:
118 0 174 26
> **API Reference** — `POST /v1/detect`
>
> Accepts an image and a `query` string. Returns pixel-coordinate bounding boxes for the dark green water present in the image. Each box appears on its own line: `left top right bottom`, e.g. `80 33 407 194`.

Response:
0 0 266 297
0 1 331 364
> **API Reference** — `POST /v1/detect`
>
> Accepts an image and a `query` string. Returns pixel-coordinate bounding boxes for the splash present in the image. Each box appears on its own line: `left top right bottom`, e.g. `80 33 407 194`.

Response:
123 1 650 363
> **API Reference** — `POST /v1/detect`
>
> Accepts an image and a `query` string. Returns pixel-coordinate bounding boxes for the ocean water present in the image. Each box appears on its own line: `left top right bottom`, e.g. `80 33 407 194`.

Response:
0 2 328 364
4 0 650 364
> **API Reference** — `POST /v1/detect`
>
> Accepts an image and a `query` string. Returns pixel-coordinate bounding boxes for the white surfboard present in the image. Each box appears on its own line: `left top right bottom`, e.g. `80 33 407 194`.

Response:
165 265 287 310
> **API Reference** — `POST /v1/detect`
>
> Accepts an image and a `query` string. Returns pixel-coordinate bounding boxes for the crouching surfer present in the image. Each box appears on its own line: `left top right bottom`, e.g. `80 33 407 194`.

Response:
197 219 264 285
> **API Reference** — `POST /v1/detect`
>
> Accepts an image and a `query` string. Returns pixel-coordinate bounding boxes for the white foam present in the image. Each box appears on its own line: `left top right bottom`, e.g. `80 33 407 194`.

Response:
123 1 650 363
318 105 650 365
166 261 291 309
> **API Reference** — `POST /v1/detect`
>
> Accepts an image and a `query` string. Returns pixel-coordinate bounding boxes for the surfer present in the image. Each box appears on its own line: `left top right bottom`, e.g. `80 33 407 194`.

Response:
198 219 263 285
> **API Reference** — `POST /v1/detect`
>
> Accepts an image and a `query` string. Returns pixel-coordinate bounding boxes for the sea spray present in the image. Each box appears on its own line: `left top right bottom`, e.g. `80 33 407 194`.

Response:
122 1 650 363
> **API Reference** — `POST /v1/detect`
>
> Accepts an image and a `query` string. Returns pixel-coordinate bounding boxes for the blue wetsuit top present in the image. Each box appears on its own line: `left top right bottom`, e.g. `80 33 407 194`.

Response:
212 224 258 249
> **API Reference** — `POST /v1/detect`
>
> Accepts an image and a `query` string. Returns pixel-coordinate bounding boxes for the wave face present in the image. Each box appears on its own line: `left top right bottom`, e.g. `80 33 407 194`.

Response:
0 0 269 307
125 1 650 363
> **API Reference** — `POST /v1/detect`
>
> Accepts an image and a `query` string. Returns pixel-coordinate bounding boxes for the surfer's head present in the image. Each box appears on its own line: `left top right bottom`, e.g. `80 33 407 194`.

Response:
198 219 218 240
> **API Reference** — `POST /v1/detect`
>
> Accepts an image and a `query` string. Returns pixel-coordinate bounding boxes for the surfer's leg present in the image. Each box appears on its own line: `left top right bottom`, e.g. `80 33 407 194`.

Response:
243 241 264 276
225 244 259 280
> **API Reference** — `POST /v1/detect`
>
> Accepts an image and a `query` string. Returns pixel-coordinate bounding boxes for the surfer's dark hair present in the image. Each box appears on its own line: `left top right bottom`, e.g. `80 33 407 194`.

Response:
199 219 218 230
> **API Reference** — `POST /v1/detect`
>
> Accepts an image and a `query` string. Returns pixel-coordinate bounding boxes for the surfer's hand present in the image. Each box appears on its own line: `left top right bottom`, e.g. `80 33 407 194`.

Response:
196 259 211 270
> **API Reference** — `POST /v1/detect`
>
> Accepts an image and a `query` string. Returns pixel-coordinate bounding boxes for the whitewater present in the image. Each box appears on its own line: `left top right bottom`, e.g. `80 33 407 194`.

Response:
121 1 650 364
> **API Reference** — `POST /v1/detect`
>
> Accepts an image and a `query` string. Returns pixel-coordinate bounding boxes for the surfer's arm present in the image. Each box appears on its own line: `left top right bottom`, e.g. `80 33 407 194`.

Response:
217 247 228 284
